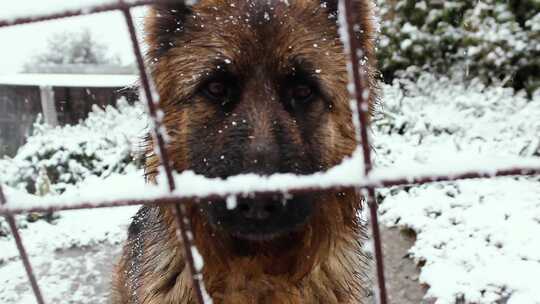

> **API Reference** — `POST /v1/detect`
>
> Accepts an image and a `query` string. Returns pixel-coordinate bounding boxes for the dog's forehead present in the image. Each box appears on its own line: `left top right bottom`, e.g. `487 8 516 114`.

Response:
182 0 338 71
197 0 318 17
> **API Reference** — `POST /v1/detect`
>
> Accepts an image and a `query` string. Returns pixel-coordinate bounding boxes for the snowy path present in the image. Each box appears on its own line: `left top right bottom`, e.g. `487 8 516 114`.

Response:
381 227 429 304
0 244 120 304
0 206 137 304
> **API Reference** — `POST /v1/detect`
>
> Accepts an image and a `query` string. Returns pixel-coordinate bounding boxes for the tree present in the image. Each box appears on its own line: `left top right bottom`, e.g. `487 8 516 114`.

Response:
24 28 120 68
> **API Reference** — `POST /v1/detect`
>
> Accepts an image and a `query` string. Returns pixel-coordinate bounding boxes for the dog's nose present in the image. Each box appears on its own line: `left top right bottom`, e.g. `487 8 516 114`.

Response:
245 137 280 174
204 194 313 241
237 198 283 221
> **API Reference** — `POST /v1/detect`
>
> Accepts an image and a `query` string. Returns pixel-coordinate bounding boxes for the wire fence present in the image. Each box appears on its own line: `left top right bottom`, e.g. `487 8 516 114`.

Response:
0 1 539 304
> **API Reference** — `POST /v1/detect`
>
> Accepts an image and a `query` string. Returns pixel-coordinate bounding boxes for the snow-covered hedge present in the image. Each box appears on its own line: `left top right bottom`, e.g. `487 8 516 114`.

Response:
377 0 540 95
0 99 148 194
373 74 540 161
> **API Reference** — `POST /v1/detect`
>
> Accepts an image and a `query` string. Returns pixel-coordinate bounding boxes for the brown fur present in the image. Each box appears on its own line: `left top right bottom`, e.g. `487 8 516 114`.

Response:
112 1 378 303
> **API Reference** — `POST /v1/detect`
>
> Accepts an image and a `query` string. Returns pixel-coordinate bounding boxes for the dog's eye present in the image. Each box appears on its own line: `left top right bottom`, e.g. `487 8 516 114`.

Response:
204 80 229 100
292 84 313 102
282 80 319 111
288 83 317 108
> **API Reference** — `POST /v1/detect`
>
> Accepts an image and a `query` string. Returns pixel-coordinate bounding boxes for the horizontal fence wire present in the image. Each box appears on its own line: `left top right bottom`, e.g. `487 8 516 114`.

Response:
1 166 540 216
0 0 178 28
0 1 539 304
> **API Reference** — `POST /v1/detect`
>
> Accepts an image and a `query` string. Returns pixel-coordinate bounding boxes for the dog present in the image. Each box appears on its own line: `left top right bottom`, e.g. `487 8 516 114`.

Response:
112 0 378 303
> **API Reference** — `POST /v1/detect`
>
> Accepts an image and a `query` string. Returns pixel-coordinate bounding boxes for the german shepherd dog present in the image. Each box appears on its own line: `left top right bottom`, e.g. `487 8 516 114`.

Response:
113 0 378 303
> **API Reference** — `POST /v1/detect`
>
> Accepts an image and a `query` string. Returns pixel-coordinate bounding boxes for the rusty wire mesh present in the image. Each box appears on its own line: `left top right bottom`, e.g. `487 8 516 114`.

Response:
0 1 539 304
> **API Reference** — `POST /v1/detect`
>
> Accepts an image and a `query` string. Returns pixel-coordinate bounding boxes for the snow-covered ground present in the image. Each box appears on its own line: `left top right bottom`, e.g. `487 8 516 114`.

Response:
1 75 539 303
0 206 137 304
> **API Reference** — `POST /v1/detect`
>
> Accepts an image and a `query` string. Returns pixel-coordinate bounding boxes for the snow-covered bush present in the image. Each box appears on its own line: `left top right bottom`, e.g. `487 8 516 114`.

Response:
0 99 148 194
373 73 540 164
377 0 540 95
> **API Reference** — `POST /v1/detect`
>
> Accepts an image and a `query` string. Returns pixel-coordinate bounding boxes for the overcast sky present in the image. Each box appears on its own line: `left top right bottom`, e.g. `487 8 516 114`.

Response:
0 1 147 74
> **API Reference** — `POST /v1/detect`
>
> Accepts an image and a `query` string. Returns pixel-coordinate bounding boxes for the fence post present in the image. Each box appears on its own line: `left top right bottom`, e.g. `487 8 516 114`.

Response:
39 86 58 126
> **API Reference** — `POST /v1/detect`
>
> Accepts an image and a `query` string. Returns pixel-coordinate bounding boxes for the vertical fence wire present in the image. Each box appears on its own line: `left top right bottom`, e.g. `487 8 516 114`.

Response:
0 185 46 304
339 0 388 303
119 1 206 303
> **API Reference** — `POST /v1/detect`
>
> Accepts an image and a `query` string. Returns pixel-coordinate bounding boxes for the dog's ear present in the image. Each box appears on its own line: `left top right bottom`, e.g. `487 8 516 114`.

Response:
145 3 193 59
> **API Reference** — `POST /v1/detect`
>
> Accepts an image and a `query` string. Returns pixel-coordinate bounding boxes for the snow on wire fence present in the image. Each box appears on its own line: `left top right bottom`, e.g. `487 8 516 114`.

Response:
1 1 540 304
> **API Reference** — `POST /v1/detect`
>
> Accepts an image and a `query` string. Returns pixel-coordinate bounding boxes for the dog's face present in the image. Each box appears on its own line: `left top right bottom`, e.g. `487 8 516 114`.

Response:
145 0 376 254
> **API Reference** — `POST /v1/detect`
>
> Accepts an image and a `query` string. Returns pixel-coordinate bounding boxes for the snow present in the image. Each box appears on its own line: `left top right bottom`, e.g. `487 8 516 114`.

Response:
0 73 138 88
226 195 237 210
192 246 204 272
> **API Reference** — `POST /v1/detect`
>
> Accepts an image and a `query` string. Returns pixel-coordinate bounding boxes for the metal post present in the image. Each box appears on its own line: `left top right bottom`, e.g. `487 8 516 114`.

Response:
39 86 58 127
